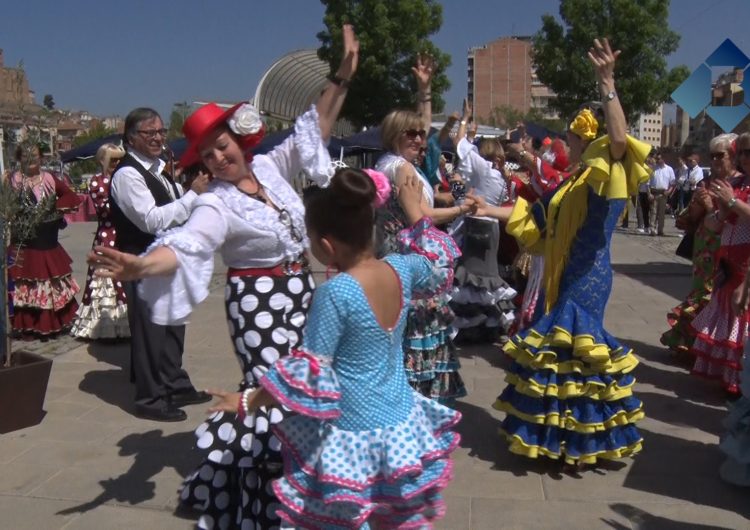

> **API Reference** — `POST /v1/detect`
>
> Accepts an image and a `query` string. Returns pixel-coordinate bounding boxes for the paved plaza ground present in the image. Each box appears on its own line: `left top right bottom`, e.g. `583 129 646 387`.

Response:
1 218 749 529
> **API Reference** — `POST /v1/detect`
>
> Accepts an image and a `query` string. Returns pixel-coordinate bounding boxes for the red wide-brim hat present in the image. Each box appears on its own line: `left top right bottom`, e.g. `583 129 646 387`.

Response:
179 102 265 168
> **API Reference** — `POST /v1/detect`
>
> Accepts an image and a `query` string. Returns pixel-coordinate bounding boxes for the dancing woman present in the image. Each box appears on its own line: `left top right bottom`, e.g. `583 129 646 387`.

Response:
493 39 651 466
90 25 358 529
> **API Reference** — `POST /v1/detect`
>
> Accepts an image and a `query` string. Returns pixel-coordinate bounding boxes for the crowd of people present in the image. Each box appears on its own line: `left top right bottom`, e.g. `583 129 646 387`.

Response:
3 25 747 529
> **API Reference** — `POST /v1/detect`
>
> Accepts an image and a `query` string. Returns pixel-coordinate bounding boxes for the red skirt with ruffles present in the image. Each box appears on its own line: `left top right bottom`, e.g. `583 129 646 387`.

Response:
8 244 80 338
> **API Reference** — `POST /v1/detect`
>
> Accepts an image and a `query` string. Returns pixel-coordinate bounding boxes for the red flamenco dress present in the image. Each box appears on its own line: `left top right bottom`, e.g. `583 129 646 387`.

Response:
9 172 81 339
70 173 129 339
690 179 750 395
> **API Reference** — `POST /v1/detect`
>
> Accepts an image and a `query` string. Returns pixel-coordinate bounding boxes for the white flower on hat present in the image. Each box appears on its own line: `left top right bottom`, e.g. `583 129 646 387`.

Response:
228 103 262 136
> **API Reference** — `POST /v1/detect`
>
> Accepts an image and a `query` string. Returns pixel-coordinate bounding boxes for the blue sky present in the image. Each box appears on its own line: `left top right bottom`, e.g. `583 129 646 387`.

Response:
1 0 747 124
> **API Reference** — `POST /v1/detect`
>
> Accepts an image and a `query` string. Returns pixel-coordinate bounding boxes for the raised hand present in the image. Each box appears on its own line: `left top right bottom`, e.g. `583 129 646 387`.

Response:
588 38 620 84
462 98 473 120
87 245 144 281
412 53 435 91
336 24 359 81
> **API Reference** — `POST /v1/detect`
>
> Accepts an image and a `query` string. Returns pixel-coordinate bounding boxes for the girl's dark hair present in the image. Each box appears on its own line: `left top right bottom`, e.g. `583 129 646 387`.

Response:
304 167 376 251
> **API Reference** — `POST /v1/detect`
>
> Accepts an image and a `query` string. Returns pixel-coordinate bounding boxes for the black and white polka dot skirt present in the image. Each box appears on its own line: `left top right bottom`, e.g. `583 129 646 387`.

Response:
180 271 314 530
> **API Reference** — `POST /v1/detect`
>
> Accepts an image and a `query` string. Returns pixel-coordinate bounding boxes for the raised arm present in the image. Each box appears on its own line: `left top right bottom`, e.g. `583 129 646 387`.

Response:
588 38 626 160
413 53 434 132
315 24 359 142
453 99 471 148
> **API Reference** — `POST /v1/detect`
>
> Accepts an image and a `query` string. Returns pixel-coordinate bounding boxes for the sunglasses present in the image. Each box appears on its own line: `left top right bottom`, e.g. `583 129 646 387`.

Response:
403 129 426 139
137 128 169 139
710 152 727 161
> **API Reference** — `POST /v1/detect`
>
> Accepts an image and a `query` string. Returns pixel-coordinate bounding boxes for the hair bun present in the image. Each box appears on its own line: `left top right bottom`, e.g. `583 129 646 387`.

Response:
329 168 376 209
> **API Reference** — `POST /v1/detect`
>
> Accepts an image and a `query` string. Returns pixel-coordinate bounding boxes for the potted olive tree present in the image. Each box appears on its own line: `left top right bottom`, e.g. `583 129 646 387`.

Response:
0 137 57 433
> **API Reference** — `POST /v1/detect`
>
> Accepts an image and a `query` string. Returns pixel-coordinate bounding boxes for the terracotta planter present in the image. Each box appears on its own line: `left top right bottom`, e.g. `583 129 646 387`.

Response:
0 351 52 433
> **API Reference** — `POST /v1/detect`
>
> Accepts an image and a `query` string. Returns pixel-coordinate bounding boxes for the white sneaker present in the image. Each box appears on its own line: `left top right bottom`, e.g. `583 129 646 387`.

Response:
649 228 656 236
636 228 645 234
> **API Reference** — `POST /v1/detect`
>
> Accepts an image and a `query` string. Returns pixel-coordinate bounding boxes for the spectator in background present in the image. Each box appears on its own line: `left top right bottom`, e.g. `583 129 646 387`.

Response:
636 158 652 234
675 156 690 212
648 152 675 236
686 154 703 205
71 143 130 340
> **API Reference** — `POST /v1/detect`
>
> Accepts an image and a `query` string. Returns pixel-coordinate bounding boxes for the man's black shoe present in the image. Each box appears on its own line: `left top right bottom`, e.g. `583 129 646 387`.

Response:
134 404 187 422
170 390 212 408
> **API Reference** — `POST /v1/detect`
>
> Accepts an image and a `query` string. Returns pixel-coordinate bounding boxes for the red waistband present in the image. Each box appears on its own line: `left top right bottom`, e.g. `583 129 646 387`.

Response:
228 261 307 278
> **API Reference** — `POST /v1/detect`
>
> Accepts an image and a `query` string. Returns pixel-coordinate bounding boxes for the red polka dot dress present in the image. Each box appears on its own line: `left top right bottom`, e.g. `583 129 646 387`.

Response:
690 180 750 395
70 173 130 339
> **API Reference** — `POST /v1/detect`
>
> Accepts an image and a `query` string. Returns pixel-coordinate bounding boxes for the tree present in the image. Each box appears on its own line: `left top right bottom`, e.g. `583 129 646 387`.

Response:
168 102 191 140
532 0 689 123
317 0 451 129
42 94 55 110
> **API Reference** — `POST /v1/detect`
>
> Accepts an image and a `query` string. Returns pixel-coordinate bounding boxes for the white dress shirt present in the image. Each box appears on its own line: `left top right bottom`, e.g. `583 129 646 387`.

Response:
649 164 675 190
456 137 507 208
688 164 704 190
137 105 332 325
110 149 197 235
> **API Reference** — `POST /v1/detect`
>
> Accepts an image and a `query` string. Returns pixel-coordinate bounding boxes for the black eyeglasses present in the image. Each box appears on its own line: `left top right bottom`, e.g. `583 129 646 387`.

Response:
278 208 304 243
403 129 426 139
137 128 168 139
710 152 727 161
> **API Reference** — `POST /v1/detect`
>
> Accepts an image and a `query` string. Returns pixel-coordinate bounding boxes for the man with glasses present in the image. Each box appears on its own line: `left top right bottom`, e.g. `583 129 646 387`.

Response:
648 153 676 236
109 107 210 422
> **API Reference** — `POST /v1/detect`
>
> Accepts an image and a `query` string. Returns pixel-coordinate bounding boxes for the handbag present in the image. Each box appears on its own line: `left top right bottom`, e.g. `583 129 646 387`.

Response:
675 232 695 260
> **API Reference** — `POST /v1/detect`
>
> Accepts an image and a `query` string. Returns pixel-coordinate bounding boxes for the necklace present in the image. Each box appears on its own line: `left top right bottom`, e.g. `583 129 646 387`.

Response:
238 177 266 204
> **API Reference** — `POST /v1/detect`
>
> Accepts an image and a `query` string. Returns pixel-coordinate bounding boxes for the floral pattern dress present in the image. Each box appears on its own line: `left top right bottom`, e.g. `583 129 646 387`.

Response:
375 153 466 404
70 172 130 339
8 171 81 338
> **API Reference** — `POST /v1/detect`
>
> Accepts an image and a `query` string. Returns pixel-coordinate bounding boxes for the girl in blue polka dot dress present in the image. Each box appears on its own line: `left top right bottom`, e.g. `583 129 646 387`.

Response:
209 167 462 529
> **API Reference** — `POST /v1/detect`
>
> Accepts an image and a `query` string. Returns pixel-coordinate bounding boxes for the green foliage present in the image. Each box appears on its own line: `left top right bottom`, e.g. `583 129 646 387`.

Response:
486 105 566 133
168 102 191 140
67 122 117 180
318 0 451 128
42 94 55 110
532 0 690 122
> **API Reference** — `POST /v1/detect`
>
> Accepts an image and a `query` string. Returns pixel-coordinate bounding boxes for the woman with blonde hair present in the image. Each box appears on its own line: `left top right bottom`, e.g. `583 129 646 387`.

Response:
71 143 130 339
375 55 473 404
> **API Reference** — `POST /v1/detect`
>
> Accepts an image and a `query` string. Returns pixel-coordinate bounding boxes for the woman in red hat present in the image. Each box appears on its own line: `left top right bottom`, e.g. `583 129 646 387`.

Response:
90 25 358 530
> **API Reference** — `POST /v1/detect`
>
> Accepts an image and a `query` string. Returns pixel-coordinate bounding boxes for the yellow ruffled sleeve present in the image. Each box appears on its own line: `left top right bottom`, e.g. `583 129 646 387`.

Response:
583 134 652 199
506 196 545 254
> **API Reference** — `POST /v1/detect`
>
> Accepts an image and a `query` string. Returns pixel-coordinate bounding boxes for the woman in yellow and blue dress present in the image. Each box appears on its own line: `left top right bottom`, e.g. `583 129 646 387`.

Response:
493 38 651 465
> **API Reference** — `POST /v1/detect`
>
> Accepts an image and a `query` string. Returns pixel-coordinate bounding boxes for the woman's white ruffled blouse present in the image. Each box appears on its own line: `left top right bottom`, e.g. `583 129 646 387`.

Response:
138 105 333 325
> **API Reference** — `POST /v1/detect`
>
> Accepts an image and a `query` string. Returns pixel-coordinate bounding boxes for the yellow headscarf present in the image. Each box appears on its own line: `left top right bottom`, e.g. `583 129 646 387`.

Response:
569 108 599 141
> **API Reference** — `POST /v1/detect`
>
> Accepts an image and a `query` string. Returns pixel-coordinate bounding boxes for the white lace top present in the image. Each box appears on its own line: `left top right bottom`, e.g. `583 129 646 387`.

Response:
375 152 434 207
138 105 332 325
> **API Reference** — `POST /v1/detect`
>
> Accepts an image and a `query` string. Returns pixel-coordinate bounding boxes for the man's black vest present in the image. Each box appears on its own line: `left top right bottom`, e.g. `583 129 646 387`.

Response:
109 153 181 255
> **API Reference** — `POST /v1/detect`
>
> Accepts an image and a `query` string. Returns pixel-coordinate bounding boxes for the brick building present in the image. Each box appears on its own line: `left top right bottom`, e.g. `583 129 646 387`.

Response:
467 36 556 123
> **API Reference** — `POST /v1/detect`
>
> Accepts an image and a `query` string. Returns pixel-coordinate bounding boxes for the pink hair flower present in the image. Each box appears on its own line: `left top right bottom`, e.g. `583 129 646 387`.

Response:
363 168 391 208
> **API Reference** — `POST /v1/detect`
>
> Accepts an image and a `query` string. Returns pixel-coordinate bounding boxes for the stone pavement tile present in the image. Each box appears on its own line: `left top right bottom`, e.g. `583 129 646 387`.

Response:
36 400 97 421
0 460 62 495
443 463 544 500
471 498 635 529
0 435 35 464
62 504 194 530
14 415 126 444
9 439 113 468
0 495 80 530
435 494 471 529
29 451 193 511
610 502 750 529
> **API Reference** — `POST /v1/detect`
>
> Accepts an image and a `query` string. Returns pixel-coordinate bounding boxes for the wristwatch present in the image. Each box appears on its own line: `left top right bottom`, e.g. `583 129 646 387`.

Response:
604 90 617 101
329 75 351 88
728 197 737 209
